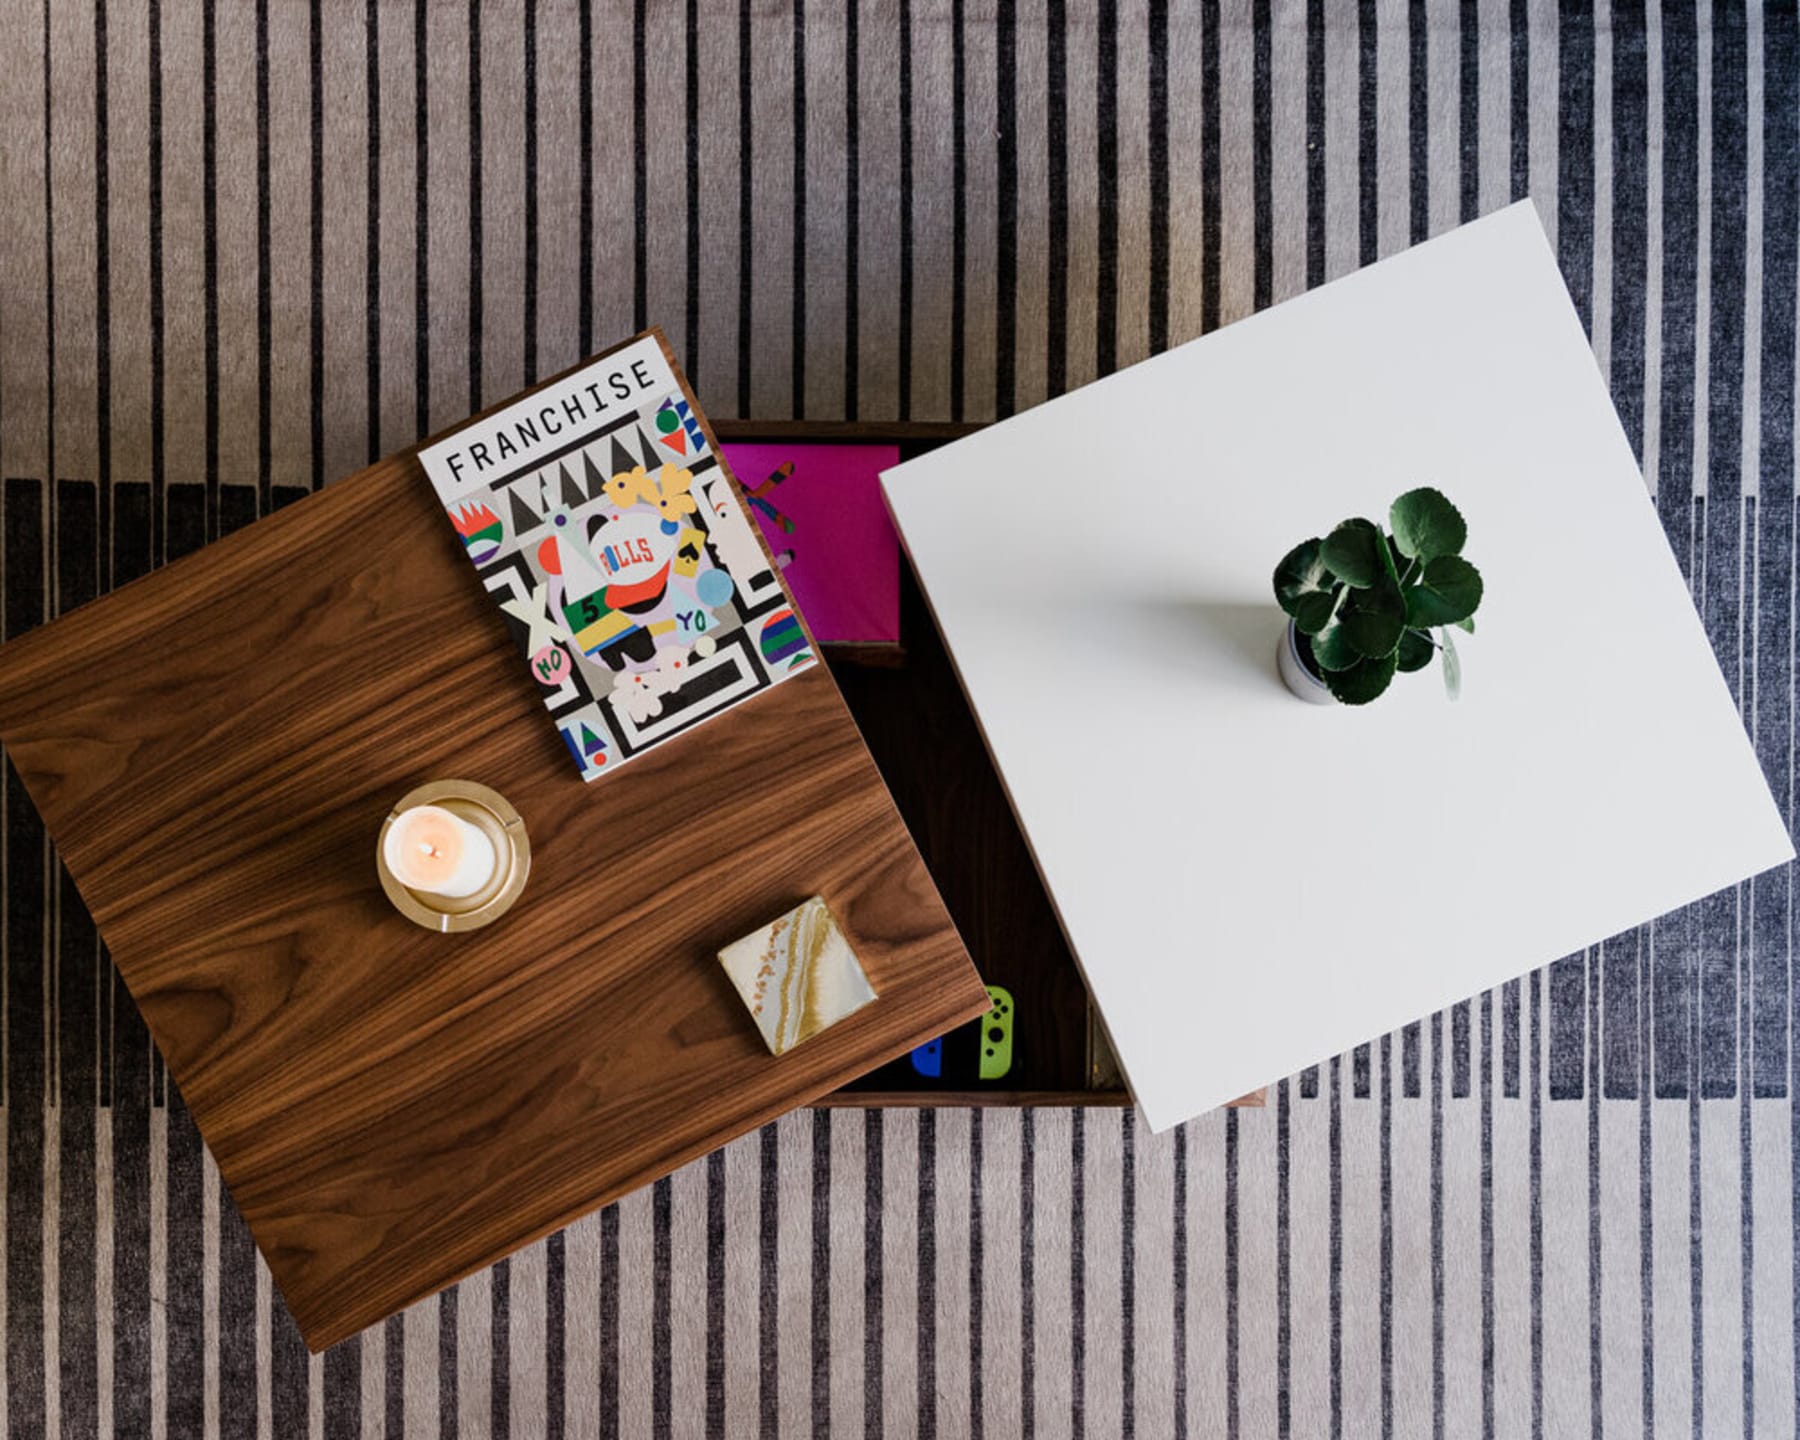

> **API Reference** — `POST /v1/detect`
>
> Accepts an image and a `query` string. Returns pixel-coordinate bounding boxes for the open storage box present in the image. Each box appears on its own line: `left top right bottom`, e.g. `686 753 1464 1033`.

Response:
716 421 1258 1111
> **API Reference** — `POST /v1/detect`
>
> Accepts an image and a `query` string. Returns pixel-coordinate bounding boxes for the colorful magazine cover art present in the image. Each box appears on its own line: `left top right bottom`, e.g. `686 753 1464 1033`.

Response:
418 334 816 781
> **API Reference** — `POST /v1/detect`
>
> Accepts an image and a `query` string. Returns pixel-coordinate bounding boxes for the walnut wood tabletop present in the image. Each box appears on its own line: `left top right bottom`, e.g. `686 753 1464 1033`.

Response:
0 360 987 1351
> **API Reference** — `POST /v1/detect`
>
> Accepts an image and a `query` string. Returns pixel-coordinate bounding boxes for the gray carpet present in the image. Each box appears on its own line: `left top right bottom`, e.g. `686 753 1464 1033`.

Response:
3 0 1798 1435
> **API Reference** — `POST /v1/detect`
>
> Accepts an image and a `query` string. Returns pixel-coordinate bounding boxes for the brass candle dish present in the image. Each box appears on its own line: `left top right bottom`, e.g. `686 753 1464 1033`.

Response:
375 779 531 933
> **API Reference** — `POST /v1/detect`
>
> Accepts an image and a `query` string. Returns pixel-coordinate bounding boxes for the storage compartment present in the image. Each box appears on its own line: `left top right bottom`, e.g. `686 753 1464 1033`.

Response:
714 425 1121 1106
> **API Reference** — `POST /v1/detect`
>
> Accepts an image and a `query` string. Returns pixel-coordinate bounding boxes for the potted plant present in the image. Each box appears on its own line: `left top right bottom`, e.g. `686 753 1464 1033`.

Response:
1273 487 1482 705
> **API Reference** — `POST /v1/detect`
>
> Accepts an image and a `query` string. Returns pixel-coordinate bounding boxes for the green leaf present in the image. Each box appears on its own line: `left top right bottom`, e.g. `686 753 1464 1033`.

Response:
1376 525 1404 587
1319 518 1386 589
1292 590 1339 635
1338 580 1406 659
1323 650 1399 705
1396 628 1435 672
1389 487 1468 561
1310 614 1362 671
1439 626 1462 700
1273 538 1340 633
1453 615 1475 634
1404 555 1483 627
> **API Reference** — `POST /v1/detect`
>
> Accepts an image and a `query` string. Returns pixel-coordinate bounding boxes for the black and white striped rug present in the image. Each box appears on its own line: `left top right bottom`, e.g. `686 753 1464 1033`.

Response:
3 1 1796 1435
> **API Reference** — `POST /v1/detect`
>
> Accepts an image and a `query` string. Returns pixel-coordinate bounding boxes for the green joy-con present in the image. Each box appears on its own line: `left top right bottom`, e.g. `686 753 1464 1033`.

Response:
979 985 1014 1081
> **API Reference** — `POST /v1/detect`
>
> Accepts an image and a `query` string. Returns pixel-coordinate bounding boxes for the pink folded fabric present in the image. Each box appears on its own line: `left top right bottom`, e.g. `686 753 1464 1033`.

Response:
722 443 902 646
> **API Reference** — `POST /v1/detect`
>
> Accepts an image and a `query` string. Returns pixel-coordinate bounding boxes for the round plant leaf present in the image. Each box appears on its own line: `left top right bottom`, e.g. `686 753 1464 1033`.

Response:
1323 649 1398 705
1396 627 1435 672
1291 589 1339 636
1404 554 1483 627
1319 518 1385 588
1389 487 1467 561
1310 615 1362 671
1273 537 1339 632
1338 581 1406 659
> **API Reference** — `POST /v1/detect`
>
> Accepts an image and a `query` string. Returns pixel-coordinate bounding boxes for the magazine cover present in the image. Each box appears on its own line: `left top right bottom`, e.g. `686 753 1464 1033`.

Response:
416 331 815 780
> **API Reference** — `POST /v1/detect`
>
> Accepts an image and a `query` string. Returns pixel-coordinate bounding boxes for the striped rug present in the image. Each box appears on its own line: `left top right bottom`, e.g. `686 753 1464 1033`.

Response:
2 1 1796 1435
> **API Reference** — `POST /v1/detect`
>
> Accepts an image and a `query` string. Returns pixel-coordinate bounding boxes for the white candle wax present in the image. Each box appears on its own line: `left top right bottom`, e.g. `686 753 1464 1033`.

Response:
382 804 498 899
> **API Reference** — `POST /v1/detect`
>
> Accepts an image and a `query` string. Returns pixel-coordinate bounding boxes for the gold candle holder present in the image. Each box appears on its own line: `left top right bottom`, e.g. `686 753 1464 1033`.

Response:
376 779 531 933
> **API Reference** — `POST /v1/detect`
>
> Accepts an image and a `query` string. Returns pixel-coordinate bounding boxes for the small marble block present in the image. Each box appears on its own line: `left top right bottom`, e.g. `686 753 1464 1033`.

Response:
718 896 877 1055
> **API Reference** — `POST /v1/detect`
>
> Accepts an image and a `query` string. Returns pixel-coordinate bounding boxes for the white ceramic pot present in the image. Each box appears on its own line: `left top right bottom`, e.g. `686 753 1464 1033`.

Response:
1277 618 1338 704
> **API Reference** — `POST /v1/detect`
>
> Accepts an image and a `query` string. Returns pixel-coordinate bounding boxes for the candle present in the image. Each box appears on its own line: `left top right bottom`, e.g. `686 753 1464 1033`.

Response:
381 804 498 899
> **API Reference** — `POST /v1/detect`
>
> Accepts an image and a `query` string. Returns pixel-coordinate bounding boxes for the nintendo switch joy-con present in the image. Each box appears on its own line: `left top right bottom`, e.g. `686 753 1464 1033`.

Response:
979 986 1014 1080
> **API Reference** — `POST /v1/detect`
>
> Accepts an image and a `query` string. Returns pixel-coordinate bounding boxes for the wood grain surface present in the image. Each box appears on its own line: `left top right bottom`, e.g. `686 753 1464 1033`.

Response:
0 335 988 1351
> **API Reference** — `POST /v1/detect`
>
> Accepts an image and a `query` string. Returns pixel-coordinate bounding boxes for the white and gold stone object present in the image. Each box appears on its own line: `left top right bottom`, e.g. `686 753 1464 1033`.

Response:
718 896 876 1055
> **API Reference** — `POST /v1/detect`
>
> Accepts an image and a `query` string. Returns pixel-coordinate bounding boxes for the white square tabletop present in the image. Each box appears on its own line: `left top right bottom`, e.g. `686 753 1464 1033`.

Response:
881 201 1794 1133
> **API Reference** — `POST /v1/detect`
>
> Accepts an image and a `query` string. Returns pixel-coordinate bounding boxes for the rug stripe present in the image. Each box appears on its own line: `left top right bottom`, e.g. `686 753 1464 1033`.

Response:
616 1174 653 1439
1189 1112 1228 1438
932 1109 972 1440
1171 1120 1187 1440
1355 0 1375 269
651 1177 672 1439
1268 0 1304 306
489 1259 510 1438
968 1110 985 1440
879 1111 917 1440
365 0 385 452
1234 1081 1276 1440
825 1109 864 1440
1639 927 1657 1440
1027 1108 1069 1440
1327 1055 1341 1440
1504 981 1521 1102
914 1108 943 1440
597 1200 618 1439
1340 1038 1382 1434
1199 0 1220 332
1274 1081 1289 1440
1589 948 1606 1431
1546 955 1597 1436
843 0 862 419
1492 985 1531 1438
52 479 98 1440
810 1110 830 1440
1377 1032 1392 1439
546 1232 566 1440
1407 0 1426 244
438 1281 458 1440
163 1097 205 1440
1430 1009 1446 1439
410 0 430 436
861 1111 882 1440
1529 966 1543 1440
513 1232 549 1440
560 1214 596 1440
1390 1014 1432 1433
789 0 807 417
4 478 46 1440
961 0 999 414
1224 1116 1238 1440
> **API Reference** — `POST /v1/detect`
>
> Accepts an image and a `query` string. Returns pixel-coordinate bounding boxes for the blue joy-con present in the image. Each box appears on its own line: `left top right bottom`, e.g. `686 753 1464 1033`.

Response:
910 1037 943 1078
